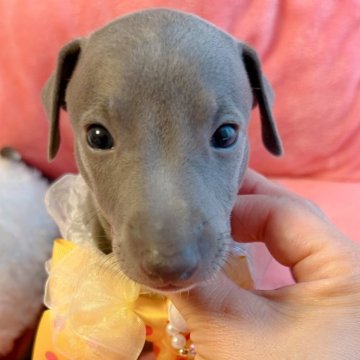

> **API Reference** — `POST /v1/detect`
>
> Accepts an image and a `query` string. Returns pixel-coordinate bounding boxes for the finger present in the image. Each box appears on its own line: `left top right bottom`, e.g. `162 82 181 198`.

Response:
168 271 263 323
238 169 292 196
168 274 273 360
239 169 327 219
231 193 354 282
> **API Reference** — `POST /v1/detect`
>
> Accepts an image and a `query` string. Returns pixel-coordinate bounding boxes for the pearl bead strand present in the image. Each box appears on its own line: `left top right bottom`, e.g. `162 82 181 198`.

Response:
166 303 196 359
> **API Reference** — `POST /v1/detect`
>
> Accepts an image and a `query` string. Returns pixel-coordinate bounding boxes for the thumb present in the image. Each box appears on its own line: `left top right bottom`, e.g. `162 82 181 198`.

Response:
167 271 264 326
167 272 269 360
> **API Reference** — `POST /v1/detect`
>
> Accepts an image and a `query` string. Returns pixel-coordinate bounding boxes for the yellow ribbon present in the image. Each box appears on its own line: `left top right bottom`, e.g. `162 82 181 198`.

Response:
33 239 253 360
38 239 177 360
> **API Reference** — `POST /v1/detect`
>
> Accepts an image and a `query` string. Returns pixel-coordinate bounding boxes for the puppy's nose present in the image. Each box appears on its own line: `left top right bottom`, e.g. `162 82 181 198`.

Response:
141 248 198 283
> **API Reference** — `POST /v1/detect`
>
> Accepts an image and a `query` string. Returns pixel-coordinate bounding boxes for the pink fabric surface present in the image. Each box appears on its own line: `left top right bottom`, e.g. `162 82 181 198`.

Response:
1 1 360 181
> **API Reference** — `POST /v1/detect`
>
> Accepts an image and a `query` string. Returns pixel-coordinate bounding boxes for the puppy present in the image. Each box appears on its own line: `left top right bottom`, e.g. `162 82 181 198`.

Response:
42 8 282 293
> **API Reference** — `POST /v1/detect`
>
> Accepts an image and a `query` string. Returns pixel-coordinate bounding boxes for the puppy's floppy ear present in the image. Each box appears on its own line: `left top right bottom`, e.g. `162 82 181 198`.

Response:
241 43 283 156
42 39 83 160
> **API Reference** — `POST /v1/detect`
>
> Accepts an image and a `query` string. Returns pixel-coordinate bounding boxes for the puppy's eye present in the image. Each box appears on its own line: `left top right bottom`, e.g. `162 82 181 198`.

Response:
211 124 238 148
86 124 114 150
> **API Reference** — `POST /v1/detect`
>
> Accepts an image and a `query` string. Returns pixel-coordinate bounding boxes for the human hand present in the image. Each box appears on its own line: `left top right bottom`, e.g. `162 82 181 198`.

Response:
168 170 360 360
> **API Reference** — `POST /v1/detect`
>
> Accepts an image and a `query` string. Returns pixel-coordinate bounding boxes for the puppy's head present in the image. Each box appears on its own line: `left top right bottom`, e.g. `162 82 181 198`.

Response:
42 9 282 292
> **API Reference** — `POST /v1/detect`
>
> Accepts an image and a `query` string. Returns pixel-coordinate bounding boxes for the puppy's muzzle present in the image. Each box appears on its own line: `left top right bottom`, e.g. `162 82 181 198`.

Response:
126 210 205 285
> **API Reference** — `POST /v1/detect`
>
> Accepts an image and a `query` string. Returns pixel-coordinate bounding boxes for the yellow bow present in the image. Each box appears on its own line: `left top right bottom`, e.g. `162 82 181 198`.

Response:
43 239 175 360
33 239 253 360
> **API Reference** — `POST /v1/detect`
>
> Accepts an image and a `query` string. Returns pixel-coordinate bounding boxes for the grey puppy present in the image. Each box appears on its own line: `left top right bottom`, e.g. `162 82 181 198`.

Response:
42 9 282 292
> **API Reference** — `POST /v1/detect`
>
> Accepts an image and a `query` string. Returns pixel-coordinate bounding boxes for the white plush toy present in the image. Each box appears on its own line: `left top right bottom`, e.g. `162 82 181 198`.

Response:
0 148 59 357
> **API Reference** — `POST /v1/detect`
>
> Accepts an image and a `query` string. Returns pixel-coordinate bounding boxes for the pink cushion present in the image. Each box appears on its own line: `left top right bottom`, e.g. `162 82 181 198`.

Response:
1 1 359 181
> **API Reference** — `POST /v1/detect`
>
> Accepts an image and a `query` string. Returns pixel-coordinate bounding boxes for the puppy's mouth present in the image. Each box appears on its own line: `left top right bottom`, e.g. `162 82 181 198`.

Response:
153 284 183 292
147 282 196 294
131 271 201 293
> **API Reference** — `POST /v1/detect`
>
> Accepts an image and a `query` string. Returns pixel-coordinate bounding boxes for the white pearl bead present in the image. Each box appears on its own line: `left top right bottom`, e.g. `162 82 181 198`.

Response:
168 303 189 332
166 323 179 337
171 334 187 349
